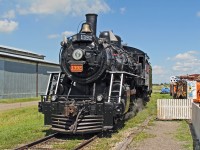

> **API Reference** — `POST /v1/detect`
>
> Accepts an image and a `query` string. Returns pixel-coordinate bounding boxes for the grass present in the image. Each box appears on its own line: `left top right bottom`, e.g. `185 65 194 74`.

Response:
0 91 169 150
86 92 193 150
0 87 193 149
153 84 170 93
153 84 163 91
0 97 40 103
87 92 171 150
0 106 51 149
133 132 156 142
53 138 83 150
175 120 193 149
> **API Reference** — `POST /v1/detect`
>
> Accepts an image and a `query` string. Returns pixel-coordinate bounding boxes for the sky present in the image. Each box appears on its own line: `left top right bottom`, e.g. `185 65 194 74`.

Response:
0 0 200 84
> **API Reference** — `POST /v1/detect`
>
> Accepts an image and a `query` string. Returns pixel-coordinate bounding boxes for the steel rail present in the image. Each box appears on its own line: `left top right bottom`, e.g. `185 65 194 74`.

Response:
14 133 58 150
73 135 98 150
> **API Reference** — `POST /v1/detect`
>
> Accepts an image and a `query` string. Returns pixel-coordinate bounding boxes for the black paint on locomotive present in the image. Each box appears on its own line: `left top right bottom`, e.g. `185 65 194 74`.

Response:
39 14 152 134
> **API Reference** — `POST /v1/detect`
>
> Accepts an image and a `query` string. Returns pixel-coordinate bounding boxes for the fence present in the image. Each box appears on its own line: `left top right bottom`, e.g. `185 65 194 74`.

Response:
157 99 192 120
192 102 200 142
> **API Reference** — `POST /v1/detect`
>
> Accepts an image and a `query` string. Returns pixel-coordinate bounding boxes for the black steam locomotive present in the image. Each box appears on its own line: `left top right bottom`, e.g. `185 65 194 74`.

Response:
39 14 152 134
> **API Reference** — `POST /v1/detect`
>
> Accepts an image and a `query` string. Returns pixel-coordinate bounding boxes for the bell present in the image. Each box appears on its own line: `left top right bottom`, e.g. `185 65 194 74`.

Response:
80 23 92 33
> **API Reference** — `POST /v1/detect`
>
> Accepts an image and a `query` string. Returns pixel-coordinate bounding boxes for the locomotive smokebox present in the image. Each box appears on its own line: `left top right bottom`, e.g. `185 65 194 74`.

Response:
86 14 98 36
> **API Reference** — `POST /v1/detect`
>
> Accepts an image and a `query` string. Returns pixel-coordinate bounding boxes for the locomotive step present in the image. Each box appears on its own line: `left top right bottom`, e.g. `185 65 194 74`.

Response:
52 121 102 126
51 127 103 133
111 90 120 93
51 114 103 118
52 121 72 125
76 125 103 130
52 117 103 122
52 124 103 130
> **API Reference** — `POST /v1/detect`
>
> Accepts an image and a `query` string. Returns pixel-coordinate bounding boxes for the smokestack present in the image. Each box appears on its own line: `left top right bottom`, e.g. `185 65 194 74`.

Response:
85 14 98 36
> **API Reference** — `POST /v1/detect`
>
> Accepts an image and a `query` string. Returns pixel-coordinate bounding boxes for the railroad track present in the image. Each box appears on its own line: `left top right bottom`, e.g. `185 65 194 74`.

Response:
73 134 98 150
114 116 153 150
14 132 99 150
14 133 59 150
13 117 151 150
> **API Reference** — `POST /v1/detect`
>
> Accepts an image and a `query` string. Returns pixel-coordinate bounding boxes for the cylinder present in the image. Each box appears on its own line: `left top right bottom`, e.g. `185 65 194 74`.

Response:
86 14 98 36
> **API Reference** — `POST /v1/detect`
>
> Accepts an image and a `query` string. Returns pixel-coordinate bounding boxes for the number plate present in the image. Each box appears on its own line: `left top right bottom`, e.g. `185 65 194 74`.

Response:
70 64 83 72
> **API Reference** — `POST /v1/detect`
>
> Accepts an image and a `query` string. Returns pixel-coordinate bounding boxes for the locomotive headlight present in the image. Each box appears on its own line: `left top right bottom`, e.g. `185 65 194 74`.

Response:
97 94 103 102
72 49 83 60
51 95 57 101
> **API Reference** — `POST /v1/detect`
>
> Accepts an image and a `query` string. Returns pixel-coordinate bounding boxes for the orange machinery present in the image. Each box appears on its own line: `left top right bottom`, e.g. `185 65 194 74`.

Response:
193 81 200 103
183 74 200 102
170 74 200 102
170 83 176 98
180 74 200 81
170 80 187 99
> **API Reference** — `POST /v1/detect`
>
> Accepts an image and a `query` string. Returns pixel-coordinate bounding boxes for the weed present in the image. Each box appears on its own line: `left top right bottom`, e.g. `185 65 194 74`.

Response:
88 92 168 149
0 97 40 103
0 106 50 149
175 120 193 150
133 132 156 142
0 88 192 149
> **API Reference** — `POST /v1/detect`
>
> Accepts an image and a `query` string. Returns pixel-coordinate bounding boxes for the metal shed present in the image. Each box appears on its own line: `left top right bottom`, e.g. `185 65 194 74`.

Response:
0 45 60 99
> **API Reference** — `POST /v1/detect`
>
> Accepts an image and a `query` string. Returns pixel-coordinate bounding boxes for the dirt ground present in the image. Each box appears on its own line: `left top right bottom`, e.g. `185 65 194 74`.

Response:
0 102 192 150
0 101 38 112
128 121 189 150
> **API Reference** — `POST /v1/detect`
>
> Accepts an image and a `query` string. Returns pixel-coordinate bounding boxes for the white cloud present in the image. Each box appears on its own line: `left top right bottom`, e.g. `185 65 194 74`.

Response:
152 65 165 75
0 19 18 33
47 31 75 39
154 51 200 84
47 34 60 39
62 31 75 37
172 60 200 72
174 50 197 60
172 62 191 72
172 50 200 73
17 0 110 16
152 65 171 83
166 57 171 60
197 11 200 17
120 7 126 14
2 10 15 19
